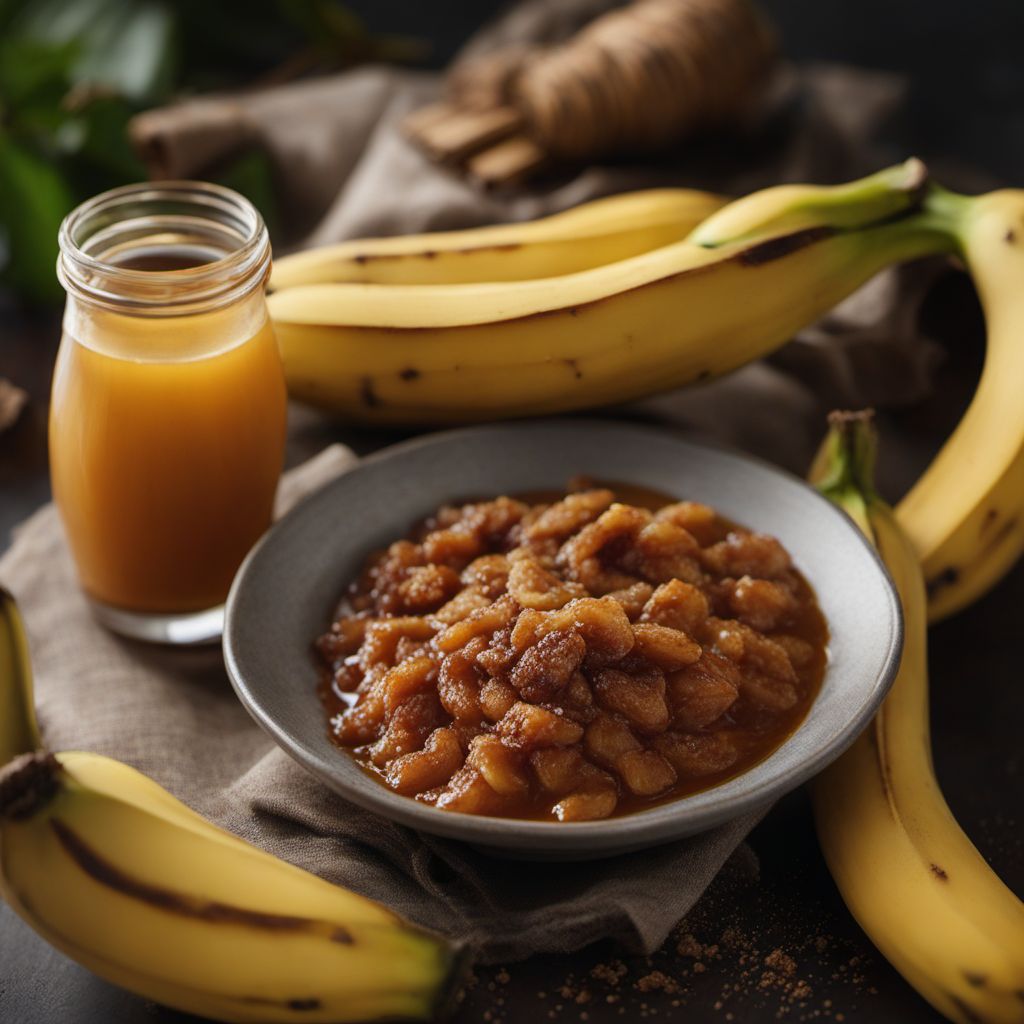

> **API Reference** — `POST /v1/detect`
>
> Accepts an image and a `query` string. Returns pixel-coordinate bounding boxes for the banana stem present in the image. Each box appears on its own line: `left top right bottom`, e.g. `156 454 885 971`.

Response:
918 182 973 246
690 158 931 247
810 410 882 540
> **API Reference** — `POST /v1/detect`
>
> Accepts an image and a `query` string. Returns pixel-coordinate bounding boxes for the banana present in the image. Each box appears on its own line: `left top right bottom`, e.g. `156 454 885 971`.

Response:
269 161 954 425
811 411 1024 1024
269 187 728 290
892 185 1024 621
0 585 41 765
0 750 464 1023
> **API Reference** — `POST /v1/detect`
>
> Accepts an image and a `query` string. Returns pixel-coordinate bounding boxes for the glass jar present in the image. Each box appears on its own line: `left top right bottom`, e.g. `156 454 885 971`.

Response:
51 182 287 644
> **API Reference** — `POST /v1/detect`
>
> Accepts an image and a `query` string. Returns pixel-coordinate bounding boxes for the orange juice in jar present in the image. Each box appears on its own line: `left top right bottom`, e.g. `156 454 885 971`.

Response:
51 182 287 643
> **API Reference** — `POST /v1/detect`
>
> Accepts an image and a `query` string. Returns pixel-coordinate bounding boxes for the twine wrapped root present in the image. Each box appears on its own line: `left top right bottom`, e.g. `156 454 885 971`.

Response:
408 0 777 182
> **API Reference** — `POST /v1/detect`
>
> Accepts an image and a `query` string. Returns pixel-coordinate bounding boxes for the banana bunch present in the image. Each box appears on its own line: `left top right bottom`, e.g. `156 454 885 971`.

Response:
0 591 464 1024
270 187 728 289
810 413 1024 1024
268 160 952 424
892 185 1024 621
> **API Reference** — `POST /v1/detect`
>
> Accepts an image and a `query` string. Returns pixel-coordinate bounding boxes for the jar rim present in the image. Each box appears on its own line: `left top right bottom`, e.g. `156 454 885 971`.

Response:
58 180 271 315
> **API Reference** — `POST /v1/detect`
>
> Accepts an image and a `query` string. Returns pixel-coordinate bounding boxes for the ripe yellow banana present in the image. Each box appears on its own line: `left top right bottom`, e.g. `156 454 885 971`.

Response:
811 411 1024 1024
0 750 464 1022
893 185 1024 621
269 161 954 425
269 187 728 290
0 586 41 765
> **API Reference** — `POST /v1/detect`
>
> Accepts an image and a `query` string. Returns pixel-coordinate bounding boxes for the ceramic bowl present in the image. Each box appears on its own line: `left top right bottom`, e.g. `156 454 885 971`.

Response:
224 420 901 859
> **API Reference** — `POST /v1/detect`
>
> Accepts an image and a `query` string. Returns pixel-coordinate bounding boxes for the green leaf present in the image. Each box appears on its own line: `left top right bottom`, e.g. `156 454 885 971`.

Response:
13 0 176 101
0 36 76 108
68 96 146 178
0 133 73 305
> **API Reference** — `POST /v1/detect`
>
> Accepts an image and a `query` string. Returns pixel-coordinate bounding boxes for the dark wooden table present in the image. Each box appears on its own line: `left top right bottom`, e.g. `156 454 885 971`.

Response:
1 293 1021 1024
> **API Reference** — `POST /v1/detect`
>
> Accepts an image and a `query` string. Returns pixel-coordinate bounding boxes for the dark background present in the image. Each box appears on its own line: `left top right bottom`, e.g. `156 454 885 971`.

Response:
1 2 1022 1023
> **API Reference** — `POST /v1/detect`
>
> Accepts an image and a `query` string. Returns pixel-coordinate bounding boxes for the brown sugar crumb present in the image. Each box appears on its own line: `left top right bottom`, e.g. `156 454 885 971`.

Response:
457 847 882 1024
791 980 812 1001
590 961 628 985
720 926 753 951
635 971 681 994
764 949 797 977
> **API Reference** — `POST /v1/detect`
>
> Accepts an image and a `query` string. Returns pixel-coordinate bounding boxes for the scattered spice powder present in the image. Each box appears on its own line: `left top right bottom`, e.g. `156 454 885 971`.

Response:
458 850 885 1022
635 971 681 994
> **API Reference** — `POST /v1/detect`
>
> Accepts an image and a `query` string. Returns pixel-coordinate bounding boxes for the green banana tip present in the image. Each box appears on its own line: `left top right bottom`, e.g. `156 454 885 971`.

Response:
810 409 880 500
690 158 933 250
809 410 882 541
0 750 61 822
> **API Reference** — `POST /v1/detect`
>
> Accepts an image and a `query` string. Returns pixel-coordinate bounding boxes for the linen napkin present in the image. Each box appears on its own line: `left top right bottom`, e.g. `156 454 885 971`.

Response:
1 445 765 963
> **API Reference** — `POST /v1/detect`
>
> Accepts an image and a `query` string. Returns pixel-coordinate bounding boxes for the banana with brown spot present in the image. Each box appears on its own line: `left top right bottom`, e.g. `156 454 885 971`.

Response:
0 750 464 1023
811 411 1024 1024
894 185 1024 621
270 161 953 425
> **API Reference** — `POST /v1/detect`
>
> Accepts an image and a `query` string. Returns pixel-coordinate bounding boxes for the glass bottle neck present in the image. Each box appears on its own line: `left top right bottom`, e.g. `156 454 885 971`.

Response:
58 182 271 318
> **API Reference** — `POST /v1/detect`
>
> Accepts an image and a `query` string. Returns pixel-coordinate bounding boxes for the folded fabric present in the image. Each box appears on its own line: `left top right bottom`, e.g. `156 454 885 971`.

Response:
0 445 765 963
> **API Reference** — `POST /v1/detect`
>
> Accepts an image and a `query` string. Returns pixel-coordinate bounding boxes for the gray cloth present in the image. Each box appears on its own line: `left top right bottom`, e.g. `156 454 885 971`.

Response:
0 446 764 963
7 0 980 967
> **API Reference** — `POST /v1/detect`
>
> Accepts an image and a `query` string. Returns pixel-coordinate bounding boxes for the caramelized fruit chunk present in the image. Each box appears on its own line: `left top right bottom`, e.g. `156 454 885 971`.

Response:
526 489 616 542
653 731 740 776
553 780 618 822
641 578 710 635
727 575 798 631
592 668 670 734
702 531 792 579
466 734 530 796
666 652 740 730
497 702 585 750
630 622 702 670
510 628 586 702
386 727 464 795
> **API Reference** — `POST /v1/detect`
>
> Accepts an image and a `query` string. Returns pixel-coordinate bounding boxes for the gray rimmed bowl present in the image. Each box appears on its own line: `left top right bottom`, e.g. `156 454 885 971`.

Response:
224 419 901 860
